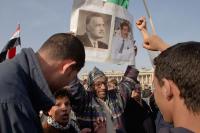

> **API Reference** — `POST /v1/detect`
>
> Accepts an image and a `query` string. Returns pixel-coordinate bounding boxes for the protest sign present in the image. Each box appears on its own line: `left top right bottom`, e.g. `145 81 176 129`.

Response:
70 0 135 65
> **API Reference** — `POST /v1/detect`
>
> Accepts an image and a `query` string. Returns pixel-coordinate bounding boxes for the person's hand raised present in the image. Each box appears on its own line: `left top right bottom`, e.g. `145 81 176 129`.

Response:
136 16 169 52
136 16 147 31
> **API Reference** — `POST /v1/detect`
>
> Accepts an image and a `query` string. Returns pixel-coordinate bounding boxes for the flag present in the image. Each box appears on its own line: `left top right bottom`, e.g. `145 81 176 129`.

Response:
0 24 21 63
107 0 129 9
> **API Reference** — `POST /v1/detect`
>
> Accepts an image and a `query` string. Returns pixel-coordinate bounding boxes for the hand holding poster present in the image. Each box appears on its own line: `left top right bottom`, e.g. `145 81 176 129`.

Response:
70 0 136 65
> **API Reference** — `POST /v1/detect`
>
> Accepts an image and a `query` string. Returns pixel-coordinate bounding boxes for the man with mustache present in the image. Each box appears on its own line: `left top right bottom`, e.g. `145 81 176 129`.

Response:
111 21 136 62
77 14 108 49
67 66 139 133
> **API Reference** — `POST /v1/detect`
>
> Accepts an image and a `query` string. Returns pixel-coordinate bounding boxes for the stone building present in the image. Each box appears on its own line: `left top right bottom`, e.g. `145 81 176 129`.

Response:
81 68 154 90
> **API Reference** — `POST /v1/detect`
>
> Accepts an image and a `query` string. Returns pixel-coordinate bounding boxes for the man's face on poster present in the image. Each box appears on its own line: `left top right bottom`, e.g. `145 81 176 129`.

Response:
121 25 129 39
86 16 105 40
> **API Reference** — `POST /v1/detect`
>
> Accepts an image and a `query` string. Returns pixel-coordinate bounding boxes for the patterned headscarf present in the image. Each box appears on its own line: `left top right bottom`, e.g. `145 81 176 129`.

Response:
87 67 106 87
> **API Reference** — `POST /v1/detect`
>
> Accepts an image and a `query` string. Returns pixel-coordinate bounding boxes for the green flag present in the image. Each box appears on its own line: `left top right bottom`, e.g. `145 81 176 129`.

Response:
107 0 129 9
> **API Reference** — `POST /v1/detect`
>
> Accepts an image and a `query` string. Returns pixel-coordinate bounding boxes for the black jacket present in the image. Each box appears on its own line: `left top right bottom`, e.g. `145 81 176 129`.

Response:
123 98 156 133
159 127 194 133
0 48 55 133
77 33 108 49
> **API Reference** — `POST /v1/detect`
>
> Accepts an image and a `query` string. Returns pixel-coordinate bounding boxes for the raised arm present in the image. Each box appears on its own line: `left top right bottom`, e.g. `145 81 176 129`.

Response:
136 16 169 52
117 65 139 107
65 78 89 114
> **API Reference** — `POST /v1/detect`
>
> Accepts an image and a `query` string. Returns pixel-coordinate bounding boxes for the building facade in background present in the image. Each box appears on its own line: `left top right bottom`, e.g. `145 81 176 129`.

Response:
81 68 154 90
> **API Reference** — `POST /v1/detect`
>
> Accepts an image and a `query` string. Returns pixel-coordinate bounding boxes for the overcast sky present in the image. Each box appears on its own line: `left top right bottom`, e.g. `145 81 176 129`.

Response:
0 0 200 74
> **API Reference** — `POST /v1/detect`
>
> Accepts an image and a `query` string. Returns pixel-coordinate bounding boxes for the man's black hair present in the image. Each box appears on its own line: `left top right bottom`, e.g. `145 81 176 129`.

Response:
39 33 85 72
154 41 200 113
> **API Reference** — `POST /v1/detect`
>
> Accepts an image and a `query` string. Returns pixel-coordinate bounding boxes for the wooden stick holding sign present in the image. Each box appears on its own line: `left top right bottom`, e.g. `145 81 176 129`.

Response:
142 0 159 66
142 0 156 34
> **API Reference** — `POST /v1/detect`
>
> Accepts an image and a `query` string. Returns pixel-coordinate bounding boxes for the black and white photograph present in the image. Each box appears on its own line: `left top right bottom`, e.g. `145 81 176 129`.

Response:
111 17 136 62
76 10 112 50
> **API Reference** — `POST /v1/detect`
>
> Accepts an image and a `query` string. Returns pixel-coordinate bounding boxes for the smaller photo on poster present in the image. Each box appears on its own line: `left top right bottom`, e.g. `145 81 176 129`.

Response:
111 17 136 62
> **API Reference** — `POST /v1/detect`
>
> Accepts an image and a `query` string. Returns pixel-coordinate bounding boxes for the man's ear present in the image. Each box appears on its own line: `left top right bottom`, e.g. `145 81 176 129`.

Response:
161 78 173 101
169 80 180 97
60 60 76 74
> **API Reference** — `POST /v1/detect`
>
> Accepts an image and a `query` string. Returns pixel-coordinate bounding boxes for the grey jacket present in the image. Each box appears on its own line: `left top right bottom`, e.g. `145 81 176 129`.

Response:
0 48 54 133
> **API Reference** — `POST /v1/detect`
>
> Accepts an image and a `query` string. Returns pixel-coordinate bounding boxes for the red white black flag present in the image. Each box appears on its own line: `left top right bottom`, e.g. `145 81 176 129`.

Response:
0 24 21 63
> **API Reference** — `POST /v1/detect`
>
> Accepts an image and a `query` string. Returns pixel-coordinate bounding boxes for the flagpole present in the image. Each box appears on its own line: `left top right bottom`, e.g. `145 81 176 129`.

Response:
142 0 159 66
18 24 21 48
142 0 156 34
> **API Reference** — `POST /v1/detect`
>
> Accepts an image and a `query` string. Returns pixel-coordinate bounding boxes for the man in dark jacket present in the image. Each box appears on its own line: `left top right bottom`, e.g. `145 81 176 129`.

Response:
0 33 85 133
123 82 155 133
136 16 200 133
77 13 108 49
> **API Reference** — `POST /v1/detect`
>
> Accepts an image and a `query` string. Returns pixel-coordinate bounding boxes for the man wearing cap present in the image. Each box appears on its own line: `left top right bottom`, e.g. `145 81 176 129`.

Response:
66 65 139 133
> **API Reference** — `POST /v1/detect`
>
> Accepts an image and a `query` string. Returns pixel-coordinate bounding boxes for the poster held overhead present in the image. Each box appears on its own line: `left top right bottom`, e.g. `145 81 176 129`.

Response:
70 0 136 65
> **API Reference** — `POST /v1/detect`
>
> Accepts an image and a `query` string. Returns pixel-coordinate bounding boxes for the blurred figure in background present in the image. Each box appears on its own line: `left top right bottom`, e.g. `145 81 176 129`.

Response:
108 78 118 90
123 81 155 133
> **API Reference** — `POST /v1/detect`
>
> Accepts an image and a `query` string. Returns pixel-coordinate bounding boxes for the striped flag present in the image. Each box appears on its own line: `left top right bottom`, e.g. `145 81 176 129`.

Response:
0 24 21 63
106 0 129 9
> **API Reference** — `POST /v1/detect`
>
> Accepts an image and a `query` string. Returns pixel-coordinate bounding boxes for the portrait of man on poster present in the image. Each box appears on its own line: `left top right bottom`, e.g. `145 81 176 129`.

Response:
77 13 109 49
111 19 136 62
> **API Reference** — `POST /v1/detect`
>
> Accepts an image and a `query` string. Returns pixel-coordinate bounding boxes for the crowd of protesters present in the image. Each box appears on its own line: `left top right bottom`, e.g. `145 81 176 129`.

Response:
0 15 200 133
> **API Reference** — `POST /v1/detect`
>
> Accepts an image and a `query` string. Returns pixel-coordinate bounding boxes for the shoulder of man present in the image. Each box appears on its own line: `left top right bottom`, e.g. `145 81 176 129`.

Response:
0 101 41 133
98 41 108 49
76 33 92 47
0 49 31 100
76 33 88 41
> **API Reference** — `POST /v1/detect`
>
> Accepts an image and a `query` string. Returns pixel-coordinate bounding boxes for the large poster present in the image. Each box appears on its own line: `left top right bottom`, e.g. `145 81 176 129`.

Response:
70 0 135 65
